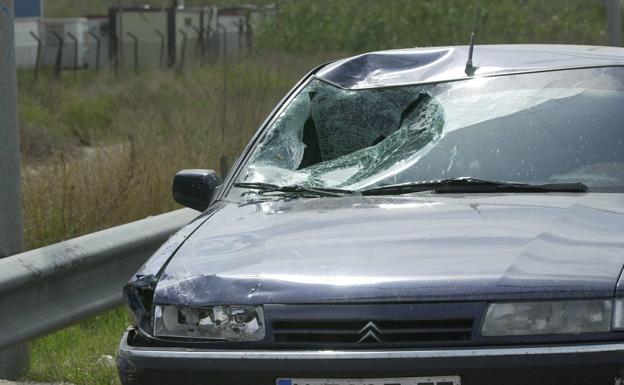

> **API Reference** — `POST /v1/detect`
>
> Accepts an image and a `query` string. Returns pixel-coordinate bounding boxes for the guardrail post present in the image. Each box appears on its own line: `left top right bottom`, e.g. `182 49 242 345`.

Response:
0 0 30 379
607 0 621 47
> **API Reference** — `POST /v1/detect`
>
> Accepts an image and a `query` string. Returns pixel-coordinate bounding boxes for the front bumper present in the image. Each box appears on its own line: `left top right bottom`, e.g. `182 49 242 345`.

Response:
118 329 624 385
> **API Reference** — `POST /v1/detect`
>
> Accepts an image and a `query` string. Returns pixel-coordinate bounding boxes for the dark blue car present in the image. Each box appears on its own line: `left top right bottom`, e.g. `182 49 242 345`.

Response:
118 45 624 385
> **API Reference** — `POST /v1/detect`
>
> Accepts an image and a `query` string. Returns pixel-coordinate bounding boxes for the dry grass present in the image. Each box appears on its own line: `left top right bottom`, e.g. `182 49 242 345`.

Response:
19 54 323 249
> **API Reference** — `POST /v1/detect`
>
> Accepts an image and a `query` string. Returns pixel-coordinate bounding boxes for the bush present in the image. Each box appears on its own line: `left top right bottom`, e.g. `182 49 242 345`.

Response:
256 0 610 54
60 95 114 145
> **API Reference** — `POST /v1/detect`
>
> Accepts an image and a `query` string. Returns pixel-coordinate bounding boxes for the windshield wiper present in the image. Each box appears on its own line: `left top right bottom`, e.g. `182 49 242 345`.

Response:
360 177 589 196
234 182 355 197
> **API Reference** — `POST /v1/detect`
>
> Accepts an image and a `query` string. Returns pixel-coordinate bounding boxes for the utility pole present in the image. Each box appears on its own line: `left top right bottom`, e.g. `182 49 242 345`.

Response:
607 0 621 47
0 0 29 379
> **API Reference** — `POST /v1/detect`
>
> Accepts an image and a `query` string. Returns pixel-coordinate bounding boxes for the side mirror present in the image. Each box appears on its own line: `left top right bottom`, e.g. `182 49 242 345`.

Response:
172 169 222 212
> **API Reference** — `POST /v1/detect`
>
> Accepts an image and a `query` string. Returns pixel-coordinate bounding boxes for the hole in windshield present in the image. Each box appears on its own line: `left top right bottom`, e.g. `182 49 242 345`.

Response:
236 68 624 196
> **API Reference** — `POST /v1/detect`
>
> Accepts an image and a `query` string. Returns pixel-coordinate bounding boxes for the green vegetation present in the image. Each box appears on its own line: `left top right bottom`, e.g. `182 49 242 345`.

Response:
45 0 615 52
28 309 130 385
19 55 322 249
257 0 611 53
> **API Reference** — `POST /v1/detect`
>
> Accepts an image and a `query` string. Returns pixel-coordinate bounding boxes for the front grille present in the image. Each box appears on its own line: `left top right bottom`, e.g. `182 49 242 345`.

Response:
272 318 474 346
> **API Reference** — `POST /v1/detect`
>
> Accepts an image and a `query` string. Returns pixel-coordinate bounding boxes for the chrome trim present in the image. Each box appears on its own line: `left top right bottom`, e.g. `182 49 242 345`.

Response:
119 331 624 360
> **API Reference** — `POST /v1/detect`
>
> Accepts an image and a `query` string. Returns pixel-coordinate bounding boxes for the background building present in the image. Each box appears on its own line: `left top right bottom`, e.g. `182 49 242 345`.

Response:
41 18 89 69
14 0 43 68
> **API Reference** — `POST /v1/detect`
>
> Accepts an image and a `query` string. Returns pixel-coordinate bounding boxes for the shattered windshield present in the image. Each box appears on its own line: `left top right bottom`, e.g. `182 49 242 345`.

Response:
233 67 624 197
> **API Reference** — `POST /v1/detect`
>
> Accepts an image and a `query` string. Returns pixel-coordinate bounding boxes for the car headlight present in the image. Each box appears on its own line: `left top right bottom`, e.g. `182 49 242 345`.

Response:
482 300 613 336
612 299 624 331
153 305 265 341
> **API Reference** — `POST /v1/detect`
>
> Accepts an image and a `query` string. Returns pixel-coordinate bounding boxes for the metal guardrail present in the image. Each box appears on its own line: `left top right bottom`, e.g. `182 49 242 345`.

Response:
0 208 198 350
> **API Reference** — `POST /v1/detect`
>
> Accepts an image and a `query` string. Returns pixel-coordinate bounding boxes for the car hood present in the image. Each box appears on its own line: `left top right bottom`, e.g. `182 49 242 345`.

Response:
154 193 624 306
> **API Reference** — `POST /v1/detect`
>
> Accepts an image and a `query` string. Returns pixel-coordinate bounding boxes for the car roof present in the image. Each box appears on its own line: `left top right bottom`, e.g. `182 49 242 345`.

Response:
315 44 624 89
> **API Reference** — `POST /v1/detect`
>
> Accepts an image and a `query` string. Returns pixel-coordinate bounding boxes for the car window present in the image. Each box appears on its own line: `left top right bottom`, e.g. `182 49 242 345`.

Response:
234 67 624 196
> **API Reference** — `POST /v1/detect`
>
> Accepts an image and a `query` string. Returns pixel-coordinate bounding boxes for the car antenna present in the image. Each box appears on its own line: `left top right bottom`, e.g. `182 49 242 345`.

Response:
465 0 480 76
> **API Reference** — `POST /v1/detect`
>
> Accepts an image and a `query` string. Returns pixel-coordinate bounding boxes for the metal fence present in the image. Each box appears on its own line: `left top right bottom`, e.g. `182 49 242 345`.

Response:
16 4 271 79
29 26 250 78
0 208 197 351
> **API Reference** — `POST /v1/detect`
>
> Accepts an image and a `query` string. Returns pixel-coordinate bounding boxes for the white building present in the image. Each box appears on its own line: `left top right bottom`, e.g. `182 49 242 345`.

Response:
14 0 43 68
41 18 89 69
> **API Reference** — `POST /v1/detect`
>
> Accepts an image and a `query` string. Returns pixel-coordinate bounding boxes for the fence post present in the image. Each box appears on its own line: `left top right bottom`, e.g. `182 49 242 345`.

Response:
29 31 42 80
166 5 176 69
88 31 101 72
51 30 64 78
66 32 79 77
178 29 188 72
607 0 621 47
0 0 30 379
118 7 124 73
205 25 215 63
237 20 244 56
217 23 227 61
245 12 253 52
206 7 215 62
126 31 139 73
111 7 120 76
156 29 165 68
199 26 208 64
191 25 203 62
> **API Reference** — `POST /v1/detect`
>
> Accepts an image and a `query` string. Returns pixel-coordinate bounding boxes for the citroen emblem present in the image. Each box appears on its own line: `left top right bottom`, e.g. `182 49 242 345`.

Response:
357 321 382 343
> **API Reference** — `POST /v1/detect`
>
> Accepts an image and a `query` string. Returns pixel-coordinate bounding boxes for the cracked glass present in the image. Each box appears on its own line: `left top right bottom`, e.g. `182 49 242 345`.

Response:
234 67 624 197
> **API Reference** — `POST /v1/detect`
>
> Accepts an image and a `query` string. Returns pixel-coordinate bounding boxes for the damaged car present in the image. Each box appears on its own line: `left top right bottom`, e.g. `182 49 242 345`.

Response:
118 45 624 385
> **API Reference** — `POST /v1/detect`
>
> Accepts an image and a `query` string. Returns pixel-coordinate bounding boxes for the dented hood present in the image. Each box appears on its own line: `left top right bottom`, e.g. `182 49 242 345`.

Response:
316 45 624 89
154 194 624 306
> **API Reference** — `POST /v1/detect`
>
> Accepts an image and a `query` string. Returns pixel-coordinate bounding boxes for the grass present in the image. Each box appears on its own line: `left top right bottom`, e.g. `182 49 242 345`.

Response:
256 0 614 53
18 54 330 384
19 54 325 249
27 309 130 385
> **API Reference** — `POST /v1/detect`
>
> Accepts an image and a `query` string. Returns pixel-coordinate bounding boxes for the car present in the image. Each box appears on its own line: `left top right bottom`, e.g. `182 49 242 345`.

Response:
117 44 624 385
